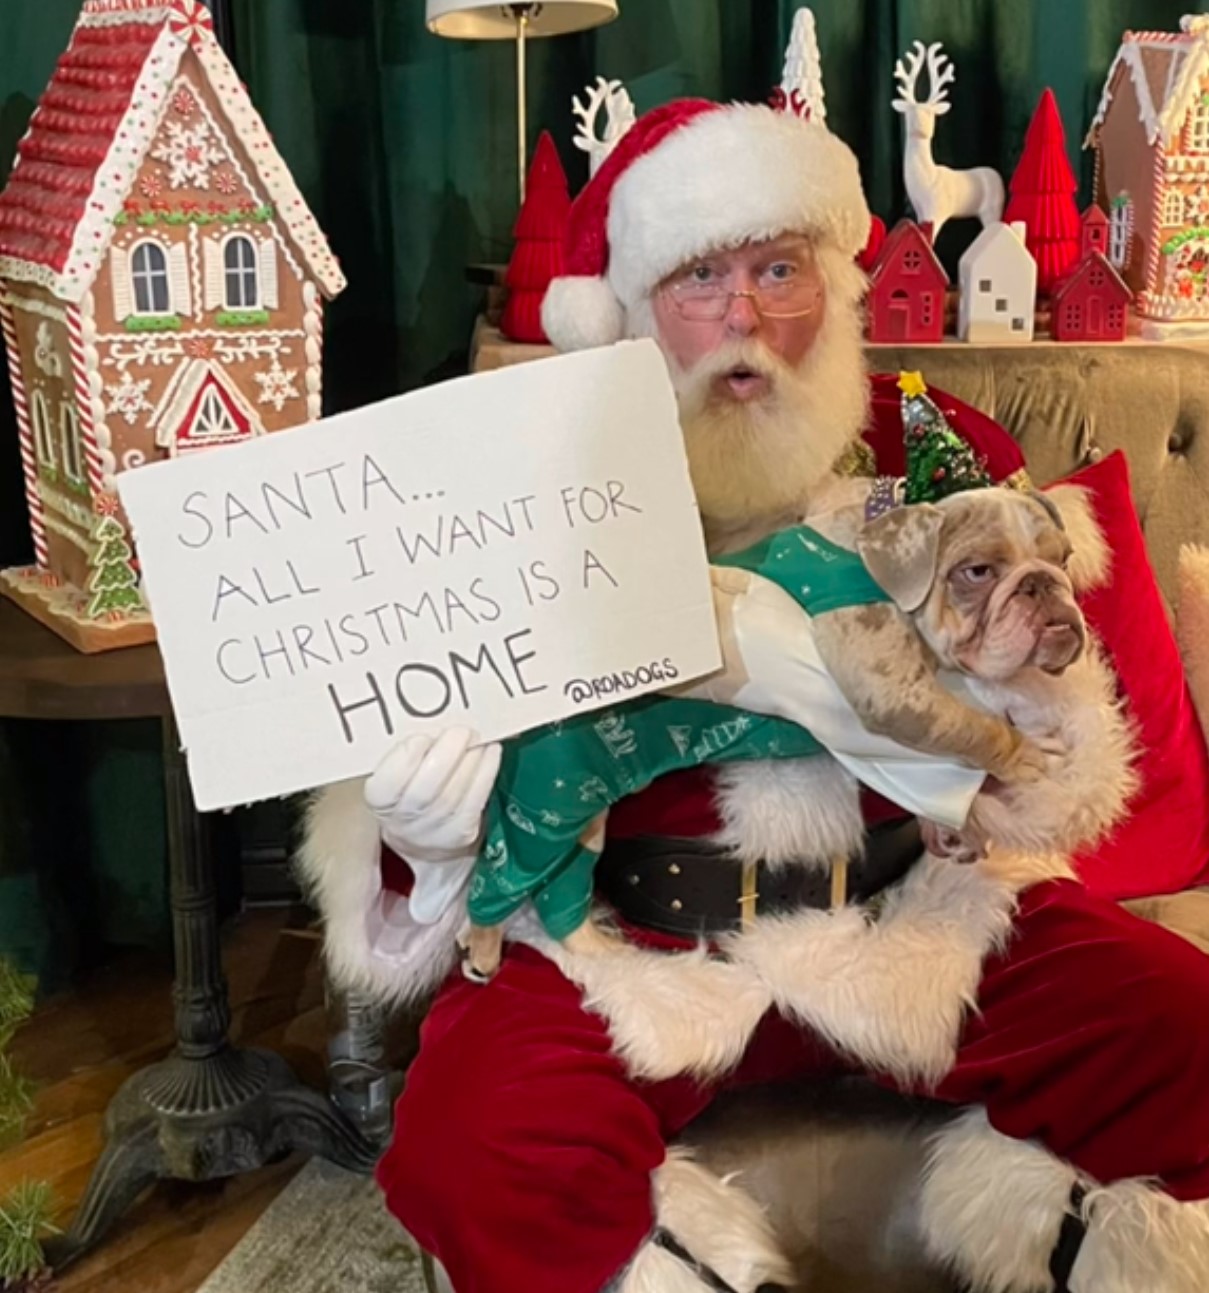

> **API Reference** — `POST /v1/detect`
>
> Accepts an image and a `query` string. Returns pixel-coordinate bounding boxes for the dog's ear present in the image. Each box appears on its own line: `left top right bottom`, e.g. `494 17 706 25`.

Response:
857 504 946 613
1028 489 1065 532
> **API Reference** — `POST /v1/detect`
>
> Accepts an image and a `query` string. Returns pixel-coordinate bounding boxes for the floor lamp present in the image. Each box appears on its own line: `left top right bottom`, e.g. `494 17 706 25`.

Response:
426 1 618 206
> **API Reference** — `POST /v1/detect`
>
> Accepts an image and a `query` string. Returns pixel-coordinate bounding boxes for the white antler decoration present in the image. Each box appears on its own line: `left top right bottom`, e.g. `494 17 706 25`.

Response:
572 76 636 177
891 40 1003 239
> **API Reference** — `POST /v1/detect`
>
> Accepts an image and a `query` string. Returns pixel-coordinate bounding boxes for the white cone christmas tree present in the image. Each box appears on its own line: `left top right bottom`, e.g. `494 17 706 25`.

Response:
780 8 826 124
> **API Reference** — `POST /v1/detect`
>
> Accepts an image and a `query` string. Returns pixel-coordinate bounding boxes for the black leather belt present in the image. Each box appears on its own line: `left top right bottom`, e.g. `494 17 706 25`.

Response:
596 817 923 938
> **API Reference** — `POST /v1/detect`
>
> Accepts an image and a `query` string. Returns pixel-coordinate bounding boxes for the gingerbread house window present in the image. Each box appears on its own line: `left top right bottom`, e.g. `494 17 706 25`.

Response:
223 235 259 309
1190 97 1209 154
59 403 83 484
188 388 244 442
31 389 54 468
1162 188 1184 227
131 241 172 315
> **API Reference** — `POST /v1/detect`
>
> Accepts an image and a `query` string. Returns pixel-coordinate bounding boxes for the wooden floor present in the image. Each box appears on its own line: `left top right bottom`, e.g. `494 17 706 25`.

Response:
0 907 339 1293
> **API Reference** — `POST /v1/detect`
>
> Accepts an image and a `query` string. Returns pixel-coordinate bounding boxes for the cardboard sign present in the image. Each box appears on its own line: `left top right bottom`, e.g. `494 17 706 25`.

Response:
118 340 721 810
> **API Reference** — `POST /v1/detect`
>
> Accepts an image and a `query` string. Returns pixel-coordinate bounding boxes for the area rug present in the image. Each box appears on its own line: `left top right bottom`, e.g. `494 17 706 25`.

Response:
198 1158 428 1293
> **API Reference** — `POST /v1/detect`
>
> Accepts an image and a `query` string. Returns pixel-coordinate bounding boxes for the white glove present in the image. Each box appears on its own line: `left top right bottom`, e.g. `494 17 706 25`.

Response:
363 728 502 924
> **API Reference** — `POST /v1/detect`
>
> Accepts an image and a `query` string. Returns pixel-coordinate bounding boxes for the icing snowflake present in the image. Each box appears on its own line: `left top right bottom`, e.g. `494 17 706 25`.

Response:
214 170 240 196
172 87 197 117
152 121 224 190
185 337 216 359
139 173 165 200
253 359 299 412
105 373 154 426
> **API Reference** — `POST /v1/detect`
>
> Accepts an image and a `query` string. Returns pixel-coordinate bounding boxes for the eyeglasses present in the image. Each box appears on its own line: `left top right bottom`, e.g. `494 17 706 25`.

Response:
660 259 822 322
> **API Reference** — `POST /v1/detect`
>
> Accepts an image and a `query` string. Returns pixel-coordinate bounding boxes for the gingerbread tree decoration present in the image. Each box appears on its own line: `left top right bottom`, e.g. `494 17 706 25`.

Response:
1003 89 1081 294
87 514 143 618
501 133 571 345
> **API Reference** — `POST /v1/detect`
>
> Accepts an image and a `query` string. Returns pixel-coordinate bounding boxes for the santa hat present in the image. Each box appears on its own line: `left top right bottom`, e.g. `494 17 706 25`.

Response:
541 97 871 352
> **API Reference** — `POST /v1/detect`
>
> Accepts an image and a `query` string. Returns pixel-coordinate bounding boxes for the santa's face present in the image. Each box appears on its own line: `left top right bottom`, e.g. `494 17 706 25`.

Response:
650 234 827 385
647 235 869 544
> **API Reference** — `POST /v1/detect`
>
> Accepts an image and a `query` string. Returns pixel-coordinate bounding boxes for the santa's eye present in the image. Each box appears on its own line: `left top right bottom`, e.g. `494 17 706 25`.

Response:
954 563 996 585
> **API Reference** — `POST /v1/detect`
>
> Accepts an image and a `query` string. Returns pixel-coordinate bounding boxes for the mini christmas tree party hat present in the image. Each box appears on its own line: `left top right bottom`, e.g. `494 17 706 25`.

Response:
899 371 992 504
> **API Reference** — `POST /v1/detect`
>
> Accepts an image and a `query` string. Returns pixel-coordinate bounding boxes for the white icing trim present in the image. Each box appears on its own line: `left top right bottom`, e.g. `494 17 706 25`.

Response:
38 481 94 530
0 295 69 323
192 33 346 297
43 513 96 555
1088 28 1209 149
302 280 322 421
76 294 119 493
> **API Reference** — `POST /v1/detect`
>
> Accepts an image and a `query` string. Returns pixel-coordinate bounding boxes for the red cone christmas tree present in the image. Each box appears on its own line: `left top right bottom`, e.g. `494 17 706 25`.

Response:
501 133 571 344
1004 89 1081 294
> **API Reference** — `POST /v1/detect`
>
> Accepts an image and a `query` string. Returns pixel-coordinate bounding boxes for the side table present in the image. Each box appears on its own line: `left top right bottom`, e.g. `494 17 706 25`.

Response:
0 600 380 1268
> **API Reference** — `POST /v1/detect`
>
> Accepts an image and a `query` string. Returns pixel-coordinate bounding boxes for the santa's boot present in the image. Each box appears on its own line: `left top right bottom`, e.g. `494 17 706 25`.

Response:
919 1109 1209 1293
615 1150 794 1293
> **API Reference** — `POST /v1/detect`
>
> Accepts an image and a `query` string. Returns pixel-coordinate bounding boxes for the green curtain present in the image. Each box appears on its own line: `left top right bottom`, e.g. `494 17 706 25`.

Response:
0 0 1206 982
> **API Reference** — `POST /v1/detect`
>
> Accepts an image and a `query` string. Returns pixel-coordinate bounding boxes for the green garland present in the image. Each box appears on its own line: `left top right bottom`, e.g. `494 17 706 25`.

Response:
0 962 54 1289
1160 226 1209 256
113 204 274 228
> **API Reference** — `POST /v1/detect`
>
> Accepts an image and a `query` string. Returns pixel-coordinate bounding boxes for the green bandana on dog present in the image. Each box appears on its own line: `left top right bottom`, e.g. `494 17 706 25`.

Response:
468 525 890 939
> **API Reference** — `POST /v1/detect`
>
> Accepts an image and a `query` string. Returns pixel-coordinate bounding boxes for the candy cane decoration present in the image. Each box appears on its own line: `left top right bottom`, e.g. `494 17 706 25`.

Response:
67 302 108 500
1 299 50 569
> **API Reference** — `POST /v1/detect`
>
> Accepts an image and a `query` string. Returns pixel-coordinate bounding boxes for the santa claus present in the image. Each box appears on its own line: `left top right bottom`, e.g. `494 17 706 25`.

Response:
300 100 1209 1293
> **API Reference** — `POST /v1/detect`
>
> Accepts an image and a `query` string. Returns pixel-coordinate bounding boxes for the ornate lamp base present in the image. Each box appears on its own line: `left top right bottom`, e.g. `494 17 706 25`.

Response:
46 1047 381 1269
45 716 382 1271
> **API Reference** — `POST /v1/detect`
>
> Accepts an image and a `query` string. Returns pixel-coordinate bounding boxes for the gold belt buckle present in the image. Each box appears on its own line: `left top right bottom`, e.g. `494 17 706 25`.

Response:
739 858 759 930
830 856 849 909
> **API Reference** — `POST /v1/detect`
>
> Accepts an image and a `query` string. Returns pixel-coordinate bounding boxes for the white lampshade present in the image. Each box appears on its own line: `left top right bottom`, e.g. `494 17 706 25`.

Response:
426 0 618 40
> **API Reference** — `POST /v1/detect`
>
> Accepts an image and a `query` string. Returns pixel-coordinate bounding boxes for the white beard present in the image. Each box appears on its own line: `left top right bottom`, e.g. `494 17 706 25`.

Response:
659 263 869 552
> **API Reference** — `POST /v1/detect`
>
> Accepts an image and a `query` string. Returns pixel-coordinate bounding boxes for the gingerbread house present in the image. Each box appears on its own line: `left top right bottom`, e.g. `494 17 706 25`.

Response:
865 218 947 343
1086 14 1209 337
0 0 345 651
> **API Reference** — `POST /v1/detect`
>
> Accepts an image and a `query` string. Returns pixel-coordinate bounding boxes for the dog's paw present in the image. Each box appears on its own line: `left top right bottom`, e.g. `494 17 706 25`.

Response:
988 733 1049 784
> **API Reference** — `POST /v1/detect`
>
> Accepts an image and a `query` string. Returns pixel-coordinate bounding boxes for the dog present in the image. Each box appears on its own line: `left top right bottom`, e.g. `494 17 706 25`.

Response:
460 486 1085 981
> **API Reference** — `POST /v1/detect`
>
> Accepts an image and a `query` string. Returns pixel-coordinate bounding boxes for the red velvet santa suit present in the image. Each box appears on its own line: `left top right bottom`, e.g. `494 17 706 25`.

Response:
299 102 1209 1293
300 383 1209 1293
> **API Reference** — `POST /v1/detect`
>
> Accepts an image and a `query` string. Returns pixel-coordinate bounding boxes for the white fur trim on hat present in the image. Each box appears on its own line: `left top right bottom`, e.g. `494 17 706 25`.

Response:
606 103 870 314
541 274 626 351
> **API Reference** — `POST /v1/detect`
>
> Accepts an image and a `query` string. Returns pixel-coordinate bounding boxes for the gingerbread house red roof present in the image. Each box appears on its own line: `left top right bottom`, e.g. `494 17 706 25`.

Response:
1087 14 1209 149
0 0 345 302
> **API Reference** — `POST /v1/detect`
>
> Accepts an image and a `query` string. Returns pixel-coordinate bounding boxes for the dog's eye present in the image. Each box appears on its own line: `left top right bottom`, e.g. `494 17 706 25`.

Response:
954 564 996 585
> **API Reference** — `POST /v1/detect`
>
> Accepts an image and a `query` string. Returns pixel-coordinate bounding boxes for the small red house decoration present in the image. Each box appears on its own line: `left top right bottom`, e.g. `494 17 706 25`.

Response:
501 133 570 345
0 0 344 651
1051 220 1132 343
865 218 948 343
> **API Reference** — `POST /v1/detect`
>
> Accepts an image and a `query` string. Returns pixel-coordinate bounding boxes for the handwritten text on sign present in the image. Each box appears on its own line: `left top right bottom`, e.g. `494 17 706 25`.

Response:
118 341 721 810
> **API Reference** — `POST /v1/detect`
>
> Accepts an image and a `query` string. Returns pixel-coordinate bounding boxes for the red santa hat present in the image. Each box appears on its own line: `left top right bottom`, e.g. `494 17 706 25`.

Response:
541 97 871 352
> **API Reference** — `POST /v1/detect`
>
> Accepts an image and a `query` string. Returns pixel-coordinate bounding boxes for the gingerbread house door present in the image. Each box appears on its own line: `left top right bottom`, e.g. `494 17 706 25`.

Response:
151 358 266 457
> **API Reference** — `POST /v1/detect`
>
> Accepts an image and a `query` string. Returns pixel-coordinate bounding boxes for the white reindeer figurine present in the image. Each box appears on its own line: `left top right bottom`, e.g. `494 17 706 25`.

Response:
572 76 636 177
892 40 1004 240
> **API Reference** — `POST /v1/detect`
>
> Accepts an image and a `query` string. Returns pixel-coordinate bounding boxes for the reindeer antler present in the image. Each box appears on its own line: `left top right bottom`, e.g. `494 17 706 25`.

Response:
572 76 635 175
892 39 954 110
922 43 955 107
572 77 612 156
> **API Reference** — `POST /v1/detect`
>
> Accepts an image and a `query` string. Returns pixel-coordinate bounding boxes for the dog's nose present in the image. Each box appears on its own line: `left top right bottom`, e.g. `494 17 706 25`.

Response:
1018 571 1047 598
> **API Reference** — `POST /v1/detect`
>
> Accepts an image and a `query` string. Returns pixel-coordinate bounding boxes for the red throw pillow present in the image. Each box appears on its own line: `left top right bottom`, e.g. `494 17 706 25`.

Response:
1051 451 1209 899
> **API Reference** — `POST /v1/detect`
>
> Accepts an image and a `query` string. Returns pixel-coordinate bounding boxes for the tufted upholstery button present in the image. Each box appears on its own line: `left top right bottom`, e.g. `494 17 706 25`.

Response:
1169 430 1192 455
